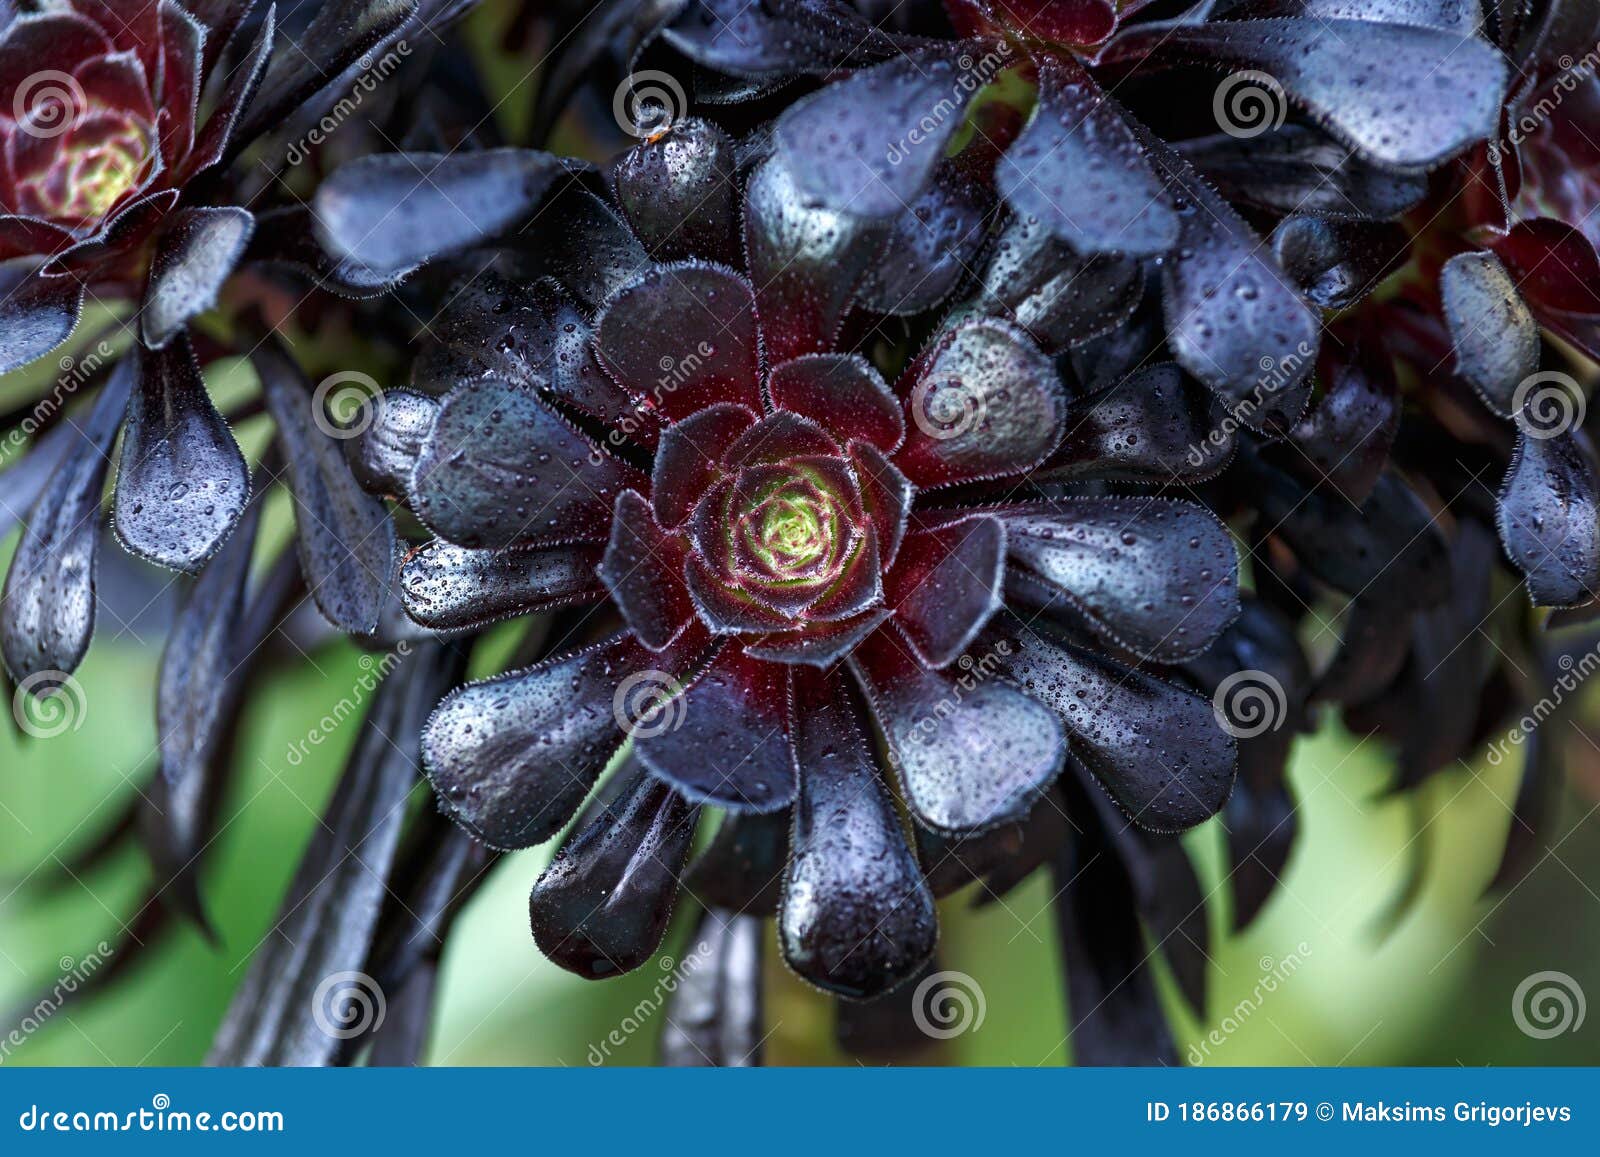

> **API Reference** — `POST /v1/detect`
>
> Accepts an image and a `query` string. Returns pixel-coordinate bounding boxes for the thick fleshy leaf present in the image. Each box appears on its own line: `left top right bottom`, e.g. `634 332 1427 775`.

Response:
858 162 993 316
684 810 790 917
345 389 436 498
600 490 693 649
1270 215 1406 310
1113 18 1506 170
0 423 75 544
885 514 1004 669
423 629 710 850
743 157 881 363
314 148 572 278
744 608 891 668
1284 359 1397 505
1002 498 1240 662
636 645 798 812
780 669 936 999
594 263 762 418
686 553 800 633
616 118 740 265
187 4 274 171
1141 132 1319 432
979 213 1144 352
1 360 133 682
1262 0 1480 34
155 0 204 165
775 47 984 219
528 760 698 979
997 624 1236 831
1493 219 1600 361
399 540 603 631
850 441 913 569
242 205 403 299
516 184 653 312
663 0 897 79
894 318 1066 488
1497 430 1600 607
769 355 903 454
140 207 253 349
1041 363 1232 484
410 379 644 549
651 403 757 527
0 268 84 375
254 340 395 633
207 643 456 1066
852 629 1064 835
114 338 248 572
661 908 765 1066
1440 251 1540 416
997 59 1176 256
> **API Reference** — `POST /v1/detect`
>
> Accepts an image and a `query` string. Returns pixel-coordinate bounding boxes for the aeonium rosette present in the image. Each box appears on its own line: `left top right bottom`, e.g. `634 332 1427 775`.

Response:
322 124 1246 999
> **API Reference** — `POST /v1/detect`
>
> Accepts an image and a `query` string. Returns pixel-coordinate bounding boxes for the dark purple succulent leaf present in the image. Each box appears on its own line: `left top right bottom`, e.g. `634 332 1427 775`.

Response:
1111 18 1506 170
686 553 801 632
140 208 253 350
1 359 133 683
636 645 799 812
769 354 904 454
743 157 882 364
995 622 1236 831
651 403 757 527
616 117 741 265
1001 497 1240 662
313 148 574 279
423 628 711 850
528 0 685 142
1240 0 1481 35
0 421 76 544
1270 215 1406 310
594 262 763 419
684 810 790 917
0 217 75 261
1439 251 1540 417
154 0 204 166
780 668 936 999
858 162 994 316
661 908 765 1066
998 58 1177 257
600 490 694 649
884 514 1004 669
663 0 899 79
852 628 1064 835
0 267 84 375
43 191 178 280
1139 130 1319 432
721 411 844 471
831 957 947 1062
254 340 395 633
1312 592 1414 706
1497 430 1600 607
978 213 1144 353
399 539 603 631
528 758 698 979
345 389 436 498
914 793 1061 901
1051 777 1178 1066
186 4 274 172
207 643 456 1065
362 963 436 1067
410 378 645 549
1041 363 1233 484
1176 125 1430 220
516 184 653 312
893 317 1066 489
744 608 892 668
241 205 404 299
849 441 913 569
114 338 248 573
1284 359 1397 505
